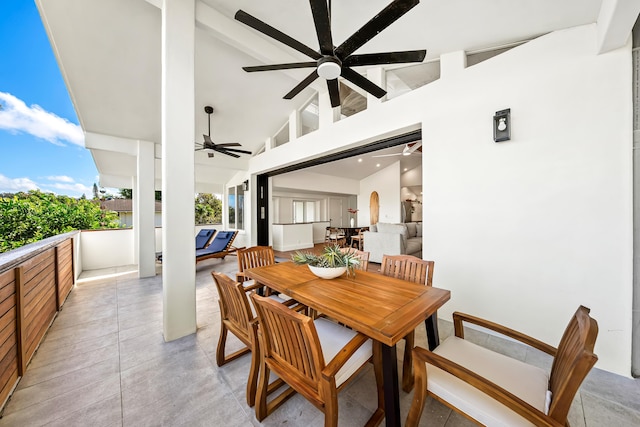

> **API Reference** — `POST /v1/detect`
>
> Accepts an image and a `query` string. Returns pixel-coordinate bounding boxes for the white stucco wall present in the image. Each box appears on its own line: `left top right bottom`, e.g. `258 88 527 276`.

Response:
249 24 633 376
359 162 402 226
80 229 135 270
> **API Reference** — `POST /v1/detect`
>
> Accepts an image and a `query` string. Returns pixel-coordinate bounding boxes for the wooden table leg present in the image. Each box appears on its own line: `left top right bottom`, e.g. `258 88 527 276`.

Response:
425 311 440 351
381 343 401 427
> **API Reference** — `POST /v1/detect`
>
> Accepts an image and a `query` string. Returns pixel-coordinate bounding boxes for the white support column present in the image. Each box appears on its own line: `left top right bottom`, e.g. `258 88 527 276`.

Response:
440 50 467 79
135 140 156 278
288 109 300 142
367 67 387 106
161 0 196 341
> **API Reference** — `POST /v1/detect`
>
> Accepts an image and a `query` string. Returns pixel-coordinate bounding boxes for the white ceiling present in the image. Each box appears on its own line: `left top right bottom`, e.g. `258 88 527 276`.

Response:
36 0 605 184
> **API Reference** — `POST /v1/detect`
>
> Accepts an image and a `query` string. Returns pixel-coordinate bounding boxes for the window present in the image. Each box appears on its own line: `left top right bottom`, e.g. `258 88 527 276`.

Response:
228 185 245 230
274 122 289 147
293 200 316 223
300 94 319 136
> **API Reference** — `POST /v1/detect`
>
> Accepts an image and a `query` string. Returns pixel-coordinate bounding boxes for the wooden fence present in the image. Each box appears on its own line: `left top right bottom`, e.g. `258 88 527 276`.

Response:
0 232 77 408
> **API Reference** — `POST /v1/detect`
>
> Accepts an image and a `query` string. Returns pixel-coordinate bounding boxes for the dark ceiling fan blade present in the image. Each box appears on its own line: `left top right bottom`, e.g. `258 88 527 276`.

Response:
220 147 253 155
214 143 242 147
343 49 426 67
235 10 322 60
243 62 317 72
284 70 319 100
341 67 386 98
309 0 334 55
335 0 419 59
327 79 340 107
214 147 241 158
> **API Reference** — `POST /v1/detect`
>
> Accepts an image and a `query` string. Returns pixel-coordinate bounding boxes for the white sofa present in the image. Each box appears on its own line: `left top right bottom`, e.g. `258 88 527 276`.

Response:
363 222 422 263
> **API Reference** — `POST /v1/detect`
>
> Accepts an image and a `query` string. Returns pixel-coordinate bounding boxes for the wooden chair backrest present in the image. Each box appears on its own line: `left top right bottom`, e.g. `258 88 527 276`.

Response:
237 246 275 276
380 255 434 286
211 272 252 344
251 293 325 404
547 305 598 423
339 248 370 271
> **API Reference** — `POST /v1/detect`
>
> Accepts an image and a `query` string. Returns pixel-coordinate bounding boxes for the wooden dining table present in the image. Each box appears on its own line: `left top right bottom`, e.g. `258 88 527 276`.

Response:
244 262 451 427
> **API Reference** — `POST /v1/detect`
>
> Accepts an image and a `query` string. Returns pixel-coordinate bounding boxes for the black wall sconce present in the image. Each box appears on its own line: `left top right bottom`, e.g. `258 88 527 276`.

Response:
493 108 511 142
242 180 249 191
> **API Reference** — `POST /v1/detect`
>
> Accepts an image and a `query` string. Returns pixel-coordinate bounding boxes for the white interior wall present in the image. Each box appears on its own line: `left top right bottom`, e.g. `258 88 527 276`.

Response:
359 162 402 226
249 24 633 376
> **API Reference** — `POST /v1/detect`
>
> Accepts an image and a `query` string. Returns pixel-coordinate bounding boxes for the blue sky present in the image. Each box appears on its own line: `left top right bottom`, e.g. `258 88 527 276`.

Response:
0 0 98 198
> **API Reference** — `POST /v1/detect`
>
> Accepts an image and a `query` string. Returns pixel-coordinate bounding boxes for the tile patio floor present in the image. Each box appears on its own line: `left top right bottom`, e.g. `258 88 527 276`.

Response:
0 257 638 426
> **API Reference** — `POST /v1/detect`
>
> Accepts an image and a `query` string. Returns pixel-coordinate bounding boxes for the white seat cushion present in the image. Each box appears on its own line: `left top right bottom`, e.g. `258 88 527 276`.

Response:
427 336 549 427
314 318 372 387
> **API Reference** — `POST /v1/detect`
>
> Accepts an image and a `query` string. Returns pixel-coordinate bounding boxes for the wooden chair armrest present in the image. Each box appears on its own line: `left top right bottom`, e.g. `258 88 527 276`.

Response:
413 347 562 427
242 281 264 293
452 312 557 356
322 333 369 380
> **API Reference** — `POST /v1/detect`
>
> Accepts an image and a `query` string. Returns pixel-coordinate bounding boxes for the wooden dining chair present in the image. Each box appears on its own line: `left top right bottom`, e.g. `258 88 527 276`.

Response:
236 245 275 286
251 293 385 427
211 272 292 406
339 247 370 271
326 227 346 247
406 306 599 427
380 254 435 392
349 228 364 250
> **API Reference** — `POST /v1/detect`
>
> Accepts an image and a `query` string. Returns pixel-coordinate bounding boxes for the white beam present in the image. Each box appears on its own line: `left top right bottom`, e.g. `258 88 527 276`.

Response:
597 0 640 53
84 132 140 155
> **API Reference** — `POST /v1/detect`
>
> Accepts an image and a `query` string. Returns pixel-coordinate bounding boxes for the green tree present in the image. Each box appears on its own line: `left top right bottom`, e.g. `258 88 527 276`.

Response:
118 188 161 200
195 193 222 224
92 183 99 199
0 190 120 253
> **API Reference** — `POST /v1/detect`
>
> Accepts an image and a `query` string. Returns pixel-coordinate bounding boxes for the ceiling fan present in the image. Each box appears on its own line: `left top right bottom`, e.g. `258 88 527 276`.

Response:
194 106 252 158
235 0 426 108
372 141 422 157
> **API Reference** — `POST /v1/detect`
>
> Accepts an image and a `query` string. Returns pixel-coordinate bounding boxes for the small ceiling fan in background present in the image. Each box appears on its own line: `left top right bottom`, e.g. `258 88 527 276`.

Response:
235 0 426 107
194 106 252 158
372 141 422 157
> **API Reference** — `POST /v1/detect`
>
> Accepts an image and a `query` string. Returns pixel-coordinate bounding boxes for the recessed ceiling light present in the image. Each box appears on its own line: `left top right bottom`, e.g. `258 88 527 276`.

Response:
358 158 363 163
404 168 408 171
376 163 380 167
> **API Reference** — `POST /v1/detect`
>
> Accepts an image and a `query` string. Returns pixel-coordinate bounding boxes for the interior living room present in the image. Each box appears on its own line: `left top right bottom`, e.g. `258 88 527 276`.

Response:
1 0 636 425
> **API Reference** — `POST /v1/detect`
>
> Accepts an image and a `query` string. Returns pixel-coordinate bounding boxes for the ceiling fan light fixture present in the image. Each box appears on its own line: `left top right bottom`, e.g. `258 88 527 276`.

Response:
317 57 341 80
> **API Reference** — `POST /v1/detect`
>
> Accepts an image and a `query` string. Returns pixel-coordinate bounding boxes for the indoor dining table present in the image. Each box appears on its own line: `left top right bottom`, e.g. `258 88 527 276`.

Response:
244 262 451 427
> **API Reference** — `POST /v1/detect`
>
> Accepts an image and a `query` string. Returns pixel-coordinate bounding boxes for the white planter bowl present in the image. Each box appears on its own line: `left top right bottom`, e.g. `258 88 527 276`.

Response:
308 265 346 279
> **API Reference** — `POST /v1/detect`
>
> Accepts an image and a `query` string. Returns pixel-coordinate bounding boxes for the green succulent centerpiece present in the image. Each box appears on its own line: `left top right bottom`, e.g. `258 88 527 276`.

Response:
291 245 360 278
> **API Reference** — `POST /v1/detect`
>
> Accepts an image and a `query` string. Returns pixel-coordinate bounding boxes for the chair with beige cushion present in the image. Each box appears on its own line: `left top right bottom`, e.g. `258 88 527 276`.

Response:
212 272 295 406
251 293 385 427
405 306 598 427
380 254 435 392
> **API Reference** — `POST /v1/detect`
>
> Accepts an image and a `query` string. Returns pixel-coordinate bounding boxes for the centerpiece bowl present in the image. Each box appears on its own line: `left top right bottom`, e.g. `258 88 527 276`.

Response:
308 265 346 279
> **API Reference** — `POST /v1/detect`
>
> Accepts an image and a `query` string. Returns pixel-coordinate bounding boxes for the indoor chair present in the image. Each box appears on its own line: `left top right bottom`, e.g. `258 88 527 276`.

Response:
405 306 598 427
380 254 435 392
325 227 346 247
251 293 385 427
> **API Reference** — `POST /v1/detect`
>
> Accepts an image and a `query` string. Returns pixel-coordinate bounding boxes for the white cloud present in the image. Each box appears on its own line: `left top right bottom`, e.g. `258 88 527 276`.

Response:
46 175 75 183
0 92 84 147
47 181 92 194
0 173 39 193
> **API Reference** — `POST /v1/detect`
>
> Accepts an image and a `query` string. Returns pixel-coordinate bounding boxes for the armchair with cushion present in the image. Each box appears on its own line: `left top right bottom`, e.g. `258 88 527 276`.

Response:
405 306 598 427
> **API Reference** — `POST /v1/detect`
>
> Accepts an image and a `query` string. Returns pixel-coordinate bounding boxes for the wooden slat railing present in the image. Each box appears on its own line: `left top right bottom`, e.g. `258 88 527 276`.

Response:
0 231 77 408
